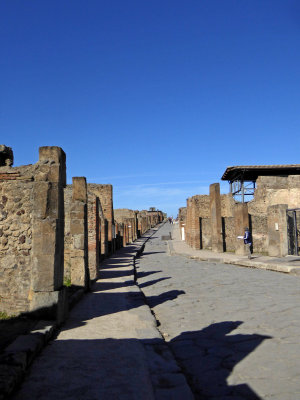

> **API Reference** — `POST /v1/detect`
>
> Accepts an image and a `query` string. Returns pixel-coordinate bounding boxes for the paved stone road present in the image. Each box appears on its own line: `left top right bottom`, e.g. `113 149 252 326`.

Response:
136 224 300 400
11 231 193 400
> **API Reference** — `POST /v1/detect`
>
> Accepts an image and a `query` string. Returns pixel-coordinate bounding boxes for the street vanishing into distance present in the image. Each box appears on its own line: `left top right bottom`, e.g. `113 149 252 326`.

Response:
11 223 300 400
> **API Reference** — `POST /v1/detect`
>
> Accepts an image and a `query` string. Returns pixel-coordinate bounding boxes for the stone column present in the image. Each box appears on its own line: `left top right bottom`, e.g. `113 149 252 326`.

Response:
210 183 223 252
87 193 100 281
31 146 68 323
267 204 288 257
234 203 249 255
70 177 89 288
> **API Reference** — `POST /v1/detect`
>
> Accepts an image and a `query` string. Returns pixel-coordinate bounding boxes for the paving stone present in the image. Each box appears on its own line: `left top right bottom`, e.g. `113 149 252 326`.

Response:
136 223 300 400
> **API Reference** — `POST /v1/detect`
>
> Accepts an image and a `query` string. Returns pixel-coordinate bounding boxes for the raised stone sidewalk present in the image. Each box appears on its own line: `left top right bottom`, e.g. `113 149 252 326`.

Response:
168 223 300 276
5 226 193 400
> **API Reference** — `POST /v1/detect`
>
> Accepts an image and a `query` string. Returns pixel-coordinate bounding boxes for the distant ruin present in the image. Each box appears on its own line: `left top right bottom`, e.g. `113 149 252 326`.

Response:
179 164 300 258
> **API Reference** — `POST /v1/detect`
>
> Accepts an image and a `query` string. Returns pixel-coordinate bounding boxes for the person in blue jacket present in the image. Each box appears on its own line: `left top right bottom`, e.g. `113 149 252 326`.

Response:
244 227 252 259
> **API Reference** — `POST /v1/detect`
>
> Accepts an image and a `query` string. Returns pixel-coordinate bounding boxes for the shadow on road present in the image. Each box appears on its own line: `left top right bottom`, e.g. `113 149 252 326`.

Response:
139 277 171 288
12 322 271 400
169 321 271 399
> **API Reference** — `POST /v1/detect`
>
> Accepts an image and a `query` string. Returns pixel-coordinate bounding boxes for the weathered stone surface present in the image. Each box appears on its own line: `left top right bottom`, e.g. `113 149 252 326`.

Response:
234 202 249 255
138 224 300 400
69 177 89 288
268 204 288 257
210 183 223 253
0 146 66 317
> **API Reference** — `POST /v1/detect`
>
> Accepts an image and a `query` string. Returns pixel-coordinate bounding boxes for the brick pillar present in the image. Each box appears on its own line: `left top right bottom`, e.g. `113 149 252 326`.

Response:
31 146 67 323
267 204 288 257
234 203 249 255
70 177 89 288
210 183 223 252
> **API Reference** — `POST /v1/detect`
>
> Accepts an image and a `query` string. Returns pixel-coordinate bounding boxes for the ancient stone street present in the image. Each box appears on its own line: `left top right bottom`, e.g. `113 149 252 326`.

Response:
5 222 300 400
136 223 300 400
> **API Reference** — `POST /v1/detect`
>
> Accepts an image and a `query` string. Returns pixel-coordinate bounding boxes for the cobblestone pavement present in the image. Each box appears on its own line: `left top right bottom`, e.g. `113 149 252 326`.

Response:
136 223 300 400
10 230 193 400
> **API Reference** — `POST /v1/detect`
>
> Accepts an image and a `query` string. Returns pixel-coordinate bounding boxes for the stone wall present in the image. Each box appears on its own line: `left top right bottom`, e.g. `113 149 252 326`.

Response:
222 217 235 252
185 195 210 249
248 175 300 215
0 146 66 318
114 209 138 244
0 174 34 314
0 145 164 318
88 184 115 254
146 210 164 227
137 211 151 236
183 174 300 256
250 215 268 254
200 217 212 249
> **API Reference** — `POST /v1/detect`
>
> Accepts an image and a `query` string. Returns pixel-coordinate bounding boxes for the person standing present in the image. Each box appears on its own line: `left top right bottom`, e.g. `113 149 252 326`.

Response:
244 227 252 259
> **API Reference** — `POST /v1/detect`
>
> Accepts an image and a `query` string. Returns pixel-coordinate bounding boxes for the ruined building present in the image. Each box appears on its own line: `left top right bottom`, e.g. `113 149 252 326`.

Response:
181 164 300 257
0 146 164 319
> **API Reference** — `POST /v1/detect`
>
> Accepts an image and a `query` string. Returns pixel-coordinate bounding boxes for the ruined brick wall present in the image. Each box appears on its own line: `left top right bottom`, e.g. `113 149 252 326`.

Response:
146 210 164 226
185 193 235 251
185 195 210 249
246 175 300 254
65 185 104 283
0 172 34 314
114 209 138 243
248 175 300 215
222 217 235 252
88 184 115 254
137 211 150 236
182 175 300 255
0 147 66 316
250 215 268 254
220 194 235 217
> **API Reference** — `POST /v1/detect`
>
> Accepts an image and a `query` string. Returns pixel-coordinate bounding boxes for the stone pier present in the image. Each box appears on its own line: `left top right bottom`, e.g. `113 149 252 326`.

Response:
70 177 89 288
267 204 288 257
234 202 249 255
210 183 223 252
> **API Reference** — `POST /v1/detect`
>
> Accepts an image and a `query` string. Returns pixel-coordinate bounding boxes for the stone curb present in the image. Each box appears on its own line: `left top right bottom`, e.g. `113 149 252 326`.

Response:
0 285 87 400
168 241 300 276
134 228 194 399
0 321 57 400
0 226 163 400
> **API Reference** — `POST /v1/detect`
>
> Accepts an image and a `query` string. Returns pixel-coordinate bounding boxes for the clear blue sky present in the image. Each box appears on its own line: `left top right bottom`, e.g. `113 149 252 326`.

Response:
1 1 300 216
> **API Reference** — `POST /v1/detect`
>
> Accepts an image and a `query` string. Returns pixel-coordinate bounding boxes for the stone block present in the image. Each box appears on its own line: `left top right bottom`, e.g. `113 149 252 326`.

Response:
234 203 249 255
31 255 56 291
39 146 66 186
73 234 84 249
70 219 85 235
72 177 87 202
210 183 223 253
29 288 68 324
267 204 288 257
32 182 50 219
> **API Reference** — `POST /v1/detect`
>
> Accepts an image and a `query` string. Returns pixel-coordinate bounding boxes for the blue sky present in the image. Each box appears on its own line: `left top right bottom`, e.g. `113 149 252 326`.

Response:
1 1 300 216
